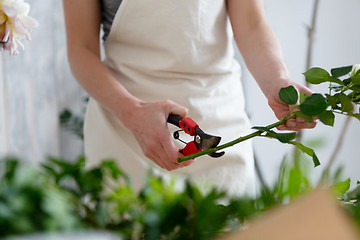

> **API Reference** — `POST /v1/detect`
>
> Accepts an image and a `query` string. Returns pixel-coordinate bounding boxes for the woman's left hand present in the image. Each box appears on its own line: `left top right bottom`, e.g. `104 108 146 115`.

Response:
267 81 317 131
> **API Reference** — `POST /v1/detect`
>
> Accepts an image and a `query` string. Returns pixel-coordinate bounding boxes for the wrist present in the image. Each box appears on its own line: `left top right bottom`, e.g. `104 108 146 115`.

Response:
110 94 144 126
260 75 292 100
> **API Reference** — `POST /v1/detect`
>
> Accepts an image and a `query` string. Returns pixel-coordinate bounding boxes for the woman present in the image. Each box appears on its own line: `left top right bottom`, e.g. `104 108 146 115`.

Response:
62 0 316 196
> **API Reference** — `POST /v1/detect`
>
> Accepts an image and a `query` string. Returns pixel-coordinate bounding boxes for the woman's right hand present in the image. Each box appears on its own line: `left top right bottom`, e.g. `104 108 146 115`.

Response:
118 99 195 171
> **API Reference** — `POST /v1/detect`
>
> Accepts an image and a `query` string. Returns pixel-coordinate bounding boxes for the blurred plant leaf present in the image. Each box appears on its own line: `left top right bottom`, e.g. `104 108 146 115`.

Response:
335 178 351 197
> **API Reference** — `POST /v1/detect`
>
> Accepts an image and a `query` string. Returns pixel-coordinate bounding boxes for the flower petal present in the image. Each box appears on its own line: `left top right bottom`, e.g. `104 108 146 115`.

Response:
21 15 39 29
0 11 7 25
2 2 18 18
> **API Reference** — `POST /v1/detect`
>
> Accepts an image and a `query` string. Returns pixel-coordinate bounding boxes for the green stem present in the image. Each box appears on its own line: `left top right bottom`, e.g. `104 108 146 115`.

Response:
177 116 295 163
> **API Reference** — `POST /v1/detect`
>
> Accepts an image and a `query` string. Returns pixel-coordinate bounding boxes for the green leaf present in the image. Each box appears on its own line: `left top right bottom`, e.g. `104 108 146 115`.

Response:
264 131 277 138
351 75 360 86
289 142 320 167
343 77 352 86
330 65 353 78
335 178 351 196
279 86 298 105
350 86 360 94
325 76 345 86
299 94 328 116
339 94 354 112
303 67 330 84
276 132 296 143
325 94 340 109
299 92 309 104
293 111 314 123
318 110 335 126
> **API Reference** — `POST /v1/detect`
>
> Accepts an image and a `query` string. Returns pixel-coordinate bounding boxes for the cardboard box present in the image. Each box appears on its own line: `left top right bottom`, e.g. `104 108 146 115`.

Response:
220 189 360 240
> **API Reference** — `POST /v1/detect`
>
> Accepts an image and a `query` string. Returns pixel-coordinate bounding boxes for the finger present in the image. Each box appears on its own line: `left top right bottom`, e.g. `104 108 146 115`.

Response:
294 116 318 129
158 126 196 169
296 117 306 123
137 134 174 170
295 121 317 130
283 119 317 131
285 119 297 129
164 100 188 117
150 141 179 171
158 131 186 170
178 154 195 166
277 124 287 131
157 147 180 171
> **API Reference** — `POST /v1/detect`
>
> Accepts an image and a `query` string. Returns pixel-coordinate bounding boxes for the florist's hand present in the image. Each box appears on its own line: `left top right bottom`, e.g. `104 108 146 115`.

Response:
267 81 317 131
120 99 195 171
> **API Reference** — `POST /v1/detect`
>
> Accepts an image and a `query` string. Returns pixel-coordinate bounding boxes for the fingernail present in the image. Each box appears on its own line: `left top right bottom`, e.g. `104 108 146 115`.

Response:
287 122 296 128
297 118 305 123
278 126 286 130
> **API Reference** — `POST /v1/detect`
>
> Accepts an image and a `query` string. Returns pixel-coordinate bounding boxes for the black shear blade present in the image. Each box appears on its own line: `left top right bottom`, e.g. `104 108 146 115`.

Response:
195 127 225 158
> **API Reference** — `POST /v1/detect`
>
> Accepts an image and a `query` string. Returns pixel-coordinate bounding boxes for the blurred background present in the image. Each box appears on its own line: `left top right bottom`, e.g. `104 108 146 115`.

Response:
0 0 359 189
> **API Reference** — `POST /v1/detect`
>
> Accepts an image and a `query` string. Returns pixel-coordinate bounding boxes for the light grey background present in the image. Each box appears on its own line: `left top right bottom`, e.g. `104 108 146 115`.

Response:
0 0 359 188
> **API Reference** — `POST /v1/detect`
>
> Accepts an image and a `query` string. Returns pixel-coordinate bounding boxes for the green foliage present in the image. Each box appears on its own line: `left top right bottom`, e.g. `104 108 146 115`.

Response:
302 65 360 122
0 157 84 236
179 65 360 166
1 156 360 239
0 157 257 239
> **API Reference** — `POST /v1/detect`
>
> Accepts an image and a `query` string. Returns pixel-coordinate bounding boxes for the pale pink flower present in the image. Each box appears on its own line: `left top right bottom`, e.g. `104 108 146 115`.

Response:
0 0 38 55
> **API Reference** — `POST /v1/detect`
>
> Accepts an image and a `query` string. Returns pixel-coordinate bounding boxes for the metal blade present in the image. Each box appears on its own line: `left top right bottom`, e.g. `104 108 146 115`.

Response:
195 126 225 158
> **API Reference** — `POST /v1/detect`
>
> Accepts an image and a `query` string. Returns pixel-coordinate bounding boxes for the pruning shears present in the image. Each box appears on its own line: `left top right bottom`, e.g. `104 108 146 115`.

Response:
167 114 225 158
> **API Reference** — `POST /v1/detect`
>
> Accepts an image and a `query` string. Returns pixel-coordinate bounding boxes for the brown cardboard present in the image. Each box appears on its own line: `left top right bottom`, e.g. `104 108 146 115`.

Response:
219 189 360 240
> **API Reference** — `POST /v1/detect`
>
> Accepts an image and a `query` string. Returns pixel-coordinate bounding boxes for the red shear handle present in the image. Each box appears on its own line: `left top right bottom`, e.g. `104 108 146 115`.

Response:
167 114 201 156
179 118 198 136
167 114 199 136
179 141 202 156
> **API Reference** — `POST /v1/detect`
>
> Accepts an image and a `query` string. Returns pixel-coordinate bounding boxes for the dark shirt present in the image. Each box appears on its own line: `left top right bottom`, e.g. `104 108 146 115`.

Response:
101 0 122 41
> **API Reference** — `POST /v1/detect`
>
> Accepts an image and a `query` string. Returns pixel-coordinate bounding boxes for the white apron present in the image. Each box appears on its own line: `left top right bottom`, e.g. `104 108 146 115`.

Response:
84 0 256 196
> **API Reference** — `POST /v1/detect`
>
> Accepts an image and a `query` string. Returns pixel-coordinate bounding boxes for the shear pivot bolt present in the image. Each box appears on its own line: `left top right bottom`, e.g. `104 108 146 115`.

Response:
195 135 201 144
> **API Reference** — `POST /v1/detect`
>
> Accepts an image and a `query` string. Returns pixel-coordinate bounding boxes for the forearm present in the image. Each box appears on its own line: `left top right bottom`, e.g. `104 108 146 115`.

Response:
227 0 291 98
67 46 141 122
236 23 290 96
62 0 140 123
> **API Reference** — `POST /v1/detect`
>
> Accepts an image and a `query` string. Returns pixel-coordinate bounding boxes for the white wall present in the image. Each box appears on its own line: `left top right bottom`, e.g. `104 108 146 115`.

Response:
0 0 85 162
238 0 360 187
